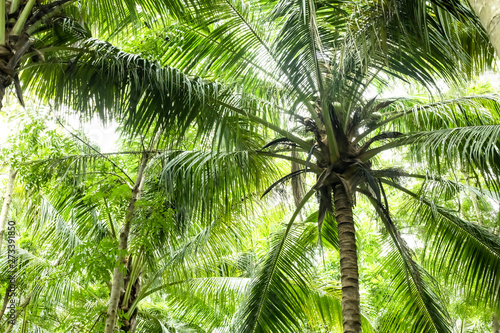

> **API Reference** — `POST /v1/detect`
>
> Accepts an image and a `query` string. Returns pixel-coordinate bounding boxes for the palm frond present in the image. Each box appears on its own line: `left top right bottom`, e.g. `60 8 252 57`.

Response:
77 0 186 38
301 281 375 333
405 125 500 191
372 169 499 203
161 277 250 331
359 188 453 333
23 37 221 135
157 149 278 222
382 179 500 308
375 249 452 333
338 0 494 87
236 189 315 332
356 95 500 147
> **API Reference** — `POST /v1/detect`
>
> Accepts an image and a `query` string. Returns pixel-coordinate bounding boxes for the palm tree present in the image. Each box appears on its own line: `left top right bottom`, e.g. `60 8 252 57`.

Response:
15 0 500 332
0 105 289 331
0 0 185 110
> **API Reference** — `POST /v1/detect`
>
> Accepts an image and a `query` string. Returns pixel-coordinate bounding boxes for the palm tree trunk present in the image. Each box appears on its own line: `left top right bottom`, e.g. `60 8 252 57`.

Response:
0 169 17 253
333 183 361 333
468 0 500 57
104 131 160 333
291 149 305 208
493 314 499 333
104 154 148 333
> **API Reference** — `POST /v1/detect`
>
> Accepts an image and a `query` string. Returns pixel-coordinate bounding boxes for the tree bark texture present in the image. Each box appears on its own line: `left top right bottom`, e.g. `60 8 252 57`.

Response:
493 314 499 333
334 184 361 333
0 169 17 253
468 0 500 57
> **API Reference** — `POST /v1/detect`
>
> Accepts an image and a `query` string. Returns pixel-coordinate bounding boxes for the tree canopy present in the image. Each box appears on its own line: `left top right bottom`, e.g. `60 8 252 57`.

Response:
0 0 500 333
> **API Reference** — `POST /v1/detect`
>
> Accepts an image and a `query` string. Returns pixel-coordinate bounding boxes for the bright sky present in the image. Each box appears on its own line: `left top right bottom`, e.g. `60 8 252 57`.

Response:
65 116 120 154
0 97 120 155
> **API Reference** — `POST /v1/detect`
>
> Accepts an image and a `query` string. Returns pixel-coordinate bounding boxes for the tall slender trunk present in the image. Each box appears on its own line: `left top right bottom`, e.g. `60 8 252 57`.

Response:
0 169 17 253
494 314 499 333
333 183 361 333
104 131 160 333
291 149 305 208
468 0 500 57
104 154 148 333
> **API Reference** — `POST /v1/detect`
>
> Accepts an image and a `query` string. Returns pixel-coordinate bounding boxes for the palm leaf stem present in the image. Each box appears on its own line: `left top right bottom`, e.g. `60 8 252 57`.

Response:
307 0 324 96
102 197 117 239
74 171 133 189
179 23 280 82
88 313 105 333
11 0 36 35
380 178 500 308
381 178 500 258
122 253 141 308
372 170 456 182
358 187 452 332
55 117 134 184
123 254 143 322
360 137 416 161
0 0 5 46
9 0 21 14
20 150 164 167
323 107 341 163
24 0 76 35
256 151 322 173
372 170 498 201
22 47 85 60
135 280 187 303
219 0 324 129
461 168 484 224
217 100 314 152
306 0 340 162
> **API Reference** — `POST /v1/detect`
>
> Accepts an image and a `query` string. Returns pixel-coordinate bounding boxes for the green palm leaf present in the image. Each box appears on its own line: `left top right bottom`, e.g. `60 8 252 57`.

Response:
236 189 315 332
360 188 452 333
382 179 500 308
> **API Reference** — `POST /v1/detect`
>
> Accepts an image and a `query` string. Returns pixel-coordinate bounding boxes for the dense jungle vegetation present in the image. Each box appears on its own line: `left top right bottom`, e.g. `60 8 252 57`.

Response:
1 0 500 332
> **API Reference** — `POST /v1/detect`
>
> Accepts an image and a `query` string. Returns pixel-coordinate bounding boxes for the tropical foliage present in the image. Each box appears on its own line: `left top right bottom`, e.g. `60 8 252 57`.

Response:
0 0 499 333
